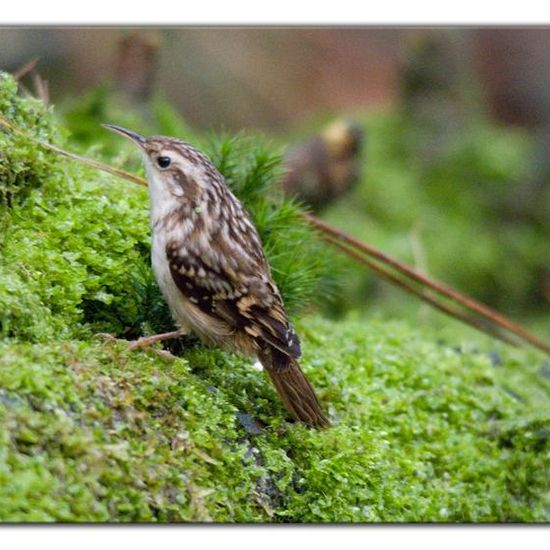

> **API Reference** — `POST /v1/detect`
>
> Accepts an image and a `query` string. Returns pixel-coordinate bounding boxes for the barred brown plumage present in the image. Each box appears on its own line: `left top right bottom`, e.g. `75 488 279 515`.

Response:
103 124 329 428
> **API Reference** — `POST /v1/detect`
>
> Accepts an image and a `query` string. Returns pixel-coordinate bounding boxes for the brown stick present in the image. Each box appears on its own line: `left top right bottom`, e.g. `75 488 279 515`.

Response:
304 213 550 355
32 73 49 107
12 57 40 81
322 235 523 348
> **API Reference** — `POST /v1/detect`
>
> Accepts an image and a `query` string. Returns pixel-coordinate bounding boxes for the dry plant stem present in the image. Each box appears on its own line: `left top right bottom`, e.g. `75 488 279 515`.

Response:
13 58 40 81
32 73 49 107
323 235 523 348
305 213 550 355
1 113 548 355
0 114 148 187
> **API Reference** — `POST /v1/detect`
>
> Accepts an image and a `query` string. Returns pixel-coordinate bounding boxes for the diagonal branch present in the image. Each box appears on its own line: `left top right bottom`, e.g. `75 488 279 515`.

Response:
304 213 550 355
12 57 40 81
0 114 147 188
322 234 523 348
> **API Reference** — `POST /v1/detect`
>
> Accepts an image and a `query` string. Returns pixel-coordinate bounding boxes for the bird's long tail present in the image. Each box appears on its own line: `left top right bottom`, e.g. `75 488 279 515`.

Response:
259 349 330 428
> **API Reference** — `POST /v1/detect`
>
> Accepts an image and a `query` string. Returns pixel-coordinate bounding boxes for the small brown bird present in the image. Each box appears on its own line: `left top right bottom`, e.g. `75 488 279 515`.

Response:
103 124 329 428
281 119 364 211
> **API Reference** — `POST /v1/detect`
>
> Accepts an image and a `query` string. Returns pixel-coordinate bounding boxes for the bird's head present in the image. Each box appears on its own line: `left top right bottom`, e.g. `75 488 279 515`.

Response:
103 124 223 208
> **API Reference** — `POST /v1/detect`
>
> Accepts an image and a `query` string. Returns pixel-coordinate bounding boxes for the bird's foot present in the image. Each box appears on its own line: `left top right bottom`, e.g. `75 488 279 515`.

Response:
127 329 186 351
95 330 186 360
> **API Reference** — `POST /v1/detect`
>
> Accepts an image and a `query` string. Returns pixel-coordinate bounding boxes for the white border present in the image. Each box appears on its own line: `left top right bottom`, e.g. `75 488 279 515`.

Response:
2 525 549 550
1 1 550 25
1 3 549 545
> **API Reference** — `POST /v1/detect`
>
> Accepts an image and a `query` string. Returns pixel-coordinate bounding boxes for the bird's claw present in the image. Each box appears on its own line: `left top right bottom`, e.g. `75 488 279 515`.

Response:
127 336 155 351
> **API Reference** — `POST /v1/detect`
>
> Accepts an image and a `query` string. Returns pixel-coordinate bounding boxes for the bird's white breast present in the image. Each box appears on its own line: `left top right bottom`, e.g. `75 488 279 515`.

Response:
150 226 188 326
147 167 232 343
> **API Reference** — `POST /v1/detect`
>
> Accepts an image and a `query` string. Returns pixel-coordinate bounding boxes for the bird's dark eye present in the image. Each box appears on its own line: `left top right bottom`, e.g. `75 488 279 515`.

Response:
157 156 171 168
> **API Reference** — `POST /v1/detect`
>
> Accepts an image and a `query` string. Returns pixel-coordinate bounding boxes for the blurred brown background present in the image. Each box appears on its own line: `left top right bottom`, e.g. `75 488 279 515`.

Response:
3 27 550 133
0 28 400 130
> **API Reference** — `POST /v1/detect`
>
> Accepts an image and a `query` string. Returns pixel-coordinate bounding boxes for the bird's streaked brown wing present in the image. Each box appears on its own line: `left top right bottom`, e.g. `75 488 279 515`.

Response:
166 240 301 358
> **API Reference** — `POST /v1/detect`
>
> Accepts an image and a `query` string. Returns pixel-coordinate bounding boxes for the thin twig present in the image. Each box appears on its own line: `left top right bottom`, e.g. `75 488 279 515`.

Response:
304 213 550 355
0 114 147 187
12 57 40 81
322 234 523 348
32 72 49 107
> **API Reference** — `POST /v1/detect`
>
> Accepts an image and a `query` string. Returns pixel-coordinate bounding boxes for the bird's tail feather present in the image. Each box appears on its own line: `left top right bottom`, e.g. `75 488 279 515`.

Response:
260 350 329 428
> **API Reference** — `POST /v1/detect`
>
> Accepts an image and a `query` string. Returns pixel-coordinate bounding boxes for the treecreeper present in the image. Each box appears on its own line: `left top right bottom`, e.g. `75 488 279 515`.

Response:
103 124 329 428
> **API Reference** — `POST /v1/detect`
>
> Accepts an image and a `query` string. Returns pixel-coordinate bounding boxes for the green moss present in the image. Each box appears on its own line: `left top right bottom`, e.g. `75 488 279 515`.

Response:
0 74 66 209
0 157 153 340
0 340 262 521
1 317 549 522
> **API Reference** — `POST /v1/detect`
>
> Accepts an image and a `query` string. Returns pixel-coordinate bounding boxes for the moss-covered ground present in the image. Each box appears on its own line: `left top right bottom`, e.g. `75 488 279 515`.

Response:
2 316 550 522
1 72 550 522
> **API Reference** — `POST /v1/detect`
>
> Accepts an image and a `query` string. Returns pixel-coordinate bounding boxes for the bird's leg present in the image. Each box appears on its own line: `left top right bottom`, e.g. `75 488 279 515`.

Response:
127 329 187 351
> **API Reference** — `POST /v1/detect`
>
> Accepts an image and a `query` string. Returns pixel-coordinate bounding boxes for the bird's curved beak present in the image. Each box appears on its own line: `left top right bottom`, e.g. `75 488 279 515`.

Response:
102 124 146 148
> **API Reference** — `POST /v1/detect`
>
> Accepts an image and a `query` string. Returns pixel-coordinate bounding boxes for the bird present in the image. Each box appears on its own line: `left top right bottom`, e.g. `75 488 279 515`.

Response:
281 119 364 211
103 124 329 428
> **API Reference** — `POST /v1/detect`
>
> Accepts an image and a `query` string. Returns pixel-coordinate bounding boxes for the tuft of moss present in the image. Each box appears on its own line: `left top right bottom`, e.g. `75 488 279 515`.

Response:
0 73 63 208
